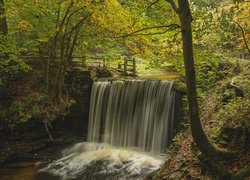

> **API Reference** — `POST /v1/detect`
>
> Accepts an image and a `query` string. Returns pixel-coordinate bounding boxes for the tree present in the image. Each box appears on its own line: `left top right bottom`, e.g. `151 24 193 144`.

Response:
5 0 97 104
118 0 223 167
166 0 231 178
191 1 250 58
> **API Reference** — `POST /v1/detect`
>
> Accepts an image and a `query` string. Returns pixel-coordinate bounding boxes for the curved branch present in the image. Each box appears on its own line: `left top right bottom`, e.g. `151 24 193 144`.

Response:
64 12 93 37
121 24 181 38
233 20 250 55
128 29 181 36
64 8 84 32
147 0 160 9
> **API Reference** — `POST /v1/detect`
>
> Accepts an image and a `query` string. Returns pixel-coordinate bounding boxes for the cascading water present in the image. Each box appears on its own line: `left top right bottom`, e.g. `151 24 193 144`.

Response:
39 80 181 180
88 80 177 154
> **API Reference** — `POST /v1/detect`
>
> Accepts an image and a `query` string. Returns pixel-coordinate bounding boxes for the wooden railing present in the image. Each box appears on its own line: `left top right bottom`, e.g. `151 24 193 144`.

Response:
21 55 137 76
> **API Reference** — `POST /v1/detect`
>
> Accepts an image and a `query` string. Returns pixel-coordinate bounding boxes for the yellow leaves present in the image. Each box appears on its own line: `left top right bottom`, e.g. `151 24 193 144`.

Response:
88 0 160 58
234 3 250 50
6 7 19 17
234 3 250 30
104 0 120 7
91 0 135 36
37 37 49 43
14 20 33 33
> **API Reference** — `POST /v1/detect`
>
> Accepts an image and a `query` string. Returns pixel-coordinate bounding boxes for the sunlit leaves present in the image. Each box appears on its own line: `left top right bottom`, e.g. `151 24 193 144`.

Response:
191 0 249 56
0 35 31 87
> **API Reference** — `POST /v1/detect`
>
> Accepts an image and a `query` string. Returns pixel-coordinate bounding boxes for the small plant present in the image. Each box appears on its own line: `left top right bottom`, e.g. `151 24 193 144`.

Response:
94 67 113 78
9 93 48 129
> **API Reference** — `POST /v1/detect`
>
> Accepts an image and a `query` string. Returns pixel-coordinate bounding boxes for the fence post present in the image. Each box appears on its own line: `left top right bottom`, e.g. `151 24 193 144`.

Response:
123 58 127 75
132 58 136 76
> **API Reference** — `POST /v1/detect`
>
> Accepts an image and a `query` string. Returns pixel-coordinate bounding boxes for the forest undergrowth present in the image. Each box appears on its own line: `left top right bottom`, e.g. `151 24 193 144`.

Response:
153 59 250 180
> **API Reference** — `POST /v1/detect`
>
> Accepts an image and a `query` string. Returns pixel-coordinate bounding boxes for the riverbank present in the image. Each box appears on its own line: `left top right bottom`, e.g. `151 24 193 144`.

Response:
0 127 84 166
153 60 250 179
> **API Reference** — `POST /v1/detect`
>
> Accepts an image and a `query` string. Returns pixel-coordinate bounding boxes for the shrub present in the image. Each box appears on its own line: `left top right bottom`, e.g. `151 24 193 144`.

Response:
0 35 31 88
170 50 240 91
94 67 113 78
8 93 48 130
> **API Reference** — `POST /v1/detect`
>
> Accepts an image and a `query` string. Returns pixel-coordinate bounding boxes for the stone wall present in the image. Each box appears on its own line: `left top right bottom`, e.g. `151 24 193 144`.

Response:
63 67 93 136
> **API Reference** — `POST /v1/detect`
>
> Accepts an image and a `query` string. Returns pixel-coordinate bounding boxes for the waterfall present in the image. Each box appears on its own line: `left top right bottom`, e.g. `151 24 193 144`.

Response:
39 80 181 179
88 80 180 154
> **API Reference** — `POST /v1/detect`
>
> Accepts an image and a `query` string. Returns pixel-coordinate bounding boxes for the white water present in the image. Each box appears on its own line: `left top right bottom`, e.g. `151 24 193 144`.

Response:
39 142 164 180
40 80 180 179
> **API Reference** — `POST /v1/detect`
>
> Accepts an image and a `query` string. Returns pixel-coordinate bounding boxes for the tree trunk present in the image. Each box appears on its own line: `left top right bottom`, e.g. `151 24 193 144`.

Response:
55 67 63 105
0 0 7 35
177 1 231 178
177 0 217 157
44 56 50 92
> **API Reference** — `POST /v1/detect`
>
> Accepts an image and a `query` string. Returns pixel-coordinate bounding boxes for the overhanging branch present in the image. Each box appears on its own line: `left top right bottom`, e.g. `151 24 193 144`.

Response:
128 29 181 36
121 24 181 38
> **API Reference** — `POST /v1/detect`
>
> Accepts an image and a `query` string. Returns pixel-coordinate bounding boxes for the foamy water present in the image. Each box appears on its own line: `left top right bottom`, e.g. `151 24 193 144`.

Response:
39 142 164 180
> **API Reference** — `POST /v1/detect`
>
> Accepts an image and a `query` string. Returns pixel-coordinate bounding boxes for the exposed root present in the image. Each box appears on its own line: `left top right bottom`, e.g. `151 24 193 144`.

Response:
44 122 53 142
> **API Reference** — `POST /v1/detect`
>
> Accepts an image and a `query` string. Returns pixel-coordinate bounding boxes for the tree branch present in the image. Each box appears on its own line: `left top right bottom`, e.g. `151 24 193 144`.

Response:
121 24 181 38
127 29 180 36
233 20 250 55
64 12 93 37
147 0 161 9
59 1 74 29
166 0 179 13
64 7 84 32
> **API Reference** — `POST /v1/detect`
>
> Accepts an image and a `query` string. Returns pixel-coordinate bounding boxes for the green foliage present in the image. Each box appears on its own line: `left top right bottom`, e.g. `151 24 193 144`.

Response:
8 93 48 129
3 90 75 131
0 0 248 142
170 50 240 90
201 60 250 149
94 67 113 78
5 0 58 55
192 0 219 7
0 35 31 87
209 95 250 148
195 52 240 90
192 1 249 57
217 97 250 128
